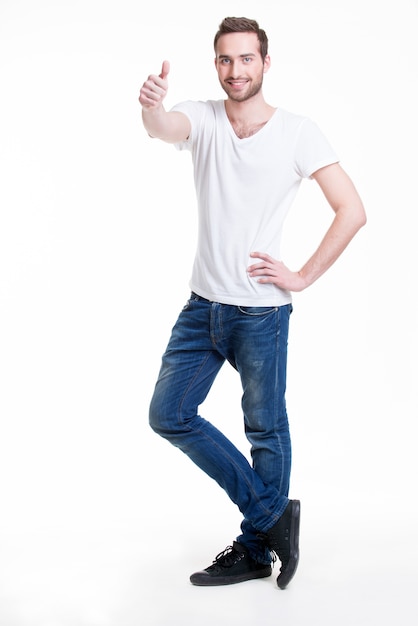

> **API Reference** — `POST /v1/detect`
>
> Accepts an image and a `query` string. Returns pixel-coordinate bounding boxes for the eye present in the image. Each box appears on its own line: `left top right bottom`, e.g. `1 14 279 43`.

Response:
243 57 252 63
221 58 231 64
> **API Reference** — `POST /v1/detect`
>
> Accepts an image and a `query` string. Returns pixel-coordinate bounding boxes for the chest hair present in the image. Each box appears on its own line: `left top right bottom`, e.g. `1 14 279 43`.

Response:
231 120 268 139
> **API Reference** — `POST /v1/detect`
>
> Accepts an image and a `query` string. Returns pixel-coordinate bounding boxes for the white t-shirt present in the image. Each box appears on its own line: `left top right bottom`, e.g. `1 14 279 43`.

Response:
171 99 339 306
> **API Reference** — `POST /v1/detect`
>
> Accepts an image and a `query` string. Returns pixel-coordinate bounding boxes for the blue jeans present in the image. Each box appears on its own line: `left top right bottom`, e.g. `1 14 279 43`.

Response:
149 292 293 564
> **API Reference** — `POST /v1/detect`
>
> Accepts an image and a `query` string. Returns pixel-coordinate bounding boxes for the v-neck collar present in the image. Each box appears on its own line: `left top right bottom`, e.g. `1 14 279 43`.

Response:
221 100 278 142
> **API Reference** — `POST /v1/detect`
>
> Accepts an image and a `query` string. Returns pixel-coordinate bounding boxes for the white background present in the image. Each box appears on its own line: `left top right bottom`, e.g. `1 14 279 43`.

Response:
1 0 417 624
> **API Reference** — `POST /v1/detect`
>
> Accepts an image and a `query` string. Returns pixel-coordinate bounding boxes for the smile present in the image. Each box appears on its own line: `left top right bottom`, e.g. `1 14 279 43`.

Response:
227 80 249 88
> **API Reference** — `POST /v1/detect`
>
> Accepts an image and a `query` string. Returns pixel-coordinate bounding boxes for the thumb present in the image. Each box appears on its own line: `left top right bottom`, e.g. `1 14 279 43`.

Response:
159 60 170 80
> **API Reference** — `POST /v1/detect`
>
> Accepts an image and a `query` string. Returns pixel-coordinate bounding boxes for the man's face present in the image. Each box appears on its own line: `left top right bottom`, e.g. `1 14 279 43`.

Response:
214 32 270 103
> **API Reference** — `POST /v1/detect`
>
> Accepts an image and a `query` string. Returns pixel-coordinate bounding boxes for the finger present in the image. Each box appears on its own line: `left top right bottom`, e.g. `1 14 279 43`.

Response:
159 60 170 79
250 251 272 262
139 86 159 107
247 262 264 272
251 267 276 276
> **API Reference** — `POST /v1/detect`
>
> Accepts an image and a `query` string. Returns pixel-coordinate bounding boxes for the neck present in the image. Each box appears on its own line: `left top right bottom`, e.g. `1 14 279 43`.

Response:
225 94 274 123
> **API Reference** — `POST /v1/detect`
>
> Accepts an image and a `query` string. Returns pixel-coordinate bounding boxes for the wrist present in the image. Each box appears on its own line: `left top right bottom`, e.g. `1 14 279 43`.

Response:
296 269 315 291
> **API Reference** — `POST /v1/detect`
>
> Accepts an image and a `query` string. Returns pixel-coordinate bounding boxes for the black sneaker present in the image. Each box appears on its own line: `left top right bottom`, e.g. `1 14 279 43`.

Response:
190 541 272 586
263 499 301 589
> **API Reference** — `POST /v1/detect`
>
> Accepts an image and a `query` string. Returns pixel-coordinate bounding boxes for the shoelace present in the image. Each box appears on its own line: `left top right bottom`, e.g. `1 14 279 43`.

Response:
269 550 278 565
212 545 242 567
212 544 276 569
257 532 278 565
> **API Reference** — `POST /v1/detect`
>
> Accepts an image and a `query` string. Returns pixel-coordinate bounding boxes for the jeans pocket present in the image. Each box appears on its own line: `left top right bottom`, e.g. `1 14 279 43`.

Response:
237 306 278 317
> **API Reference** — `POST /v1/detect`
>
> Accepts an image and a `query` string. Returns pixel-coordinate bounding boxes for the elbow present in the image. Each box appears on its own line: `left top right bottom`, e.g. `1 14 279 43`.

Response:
345 200 367 232
337 202 367 237
357 204 367 230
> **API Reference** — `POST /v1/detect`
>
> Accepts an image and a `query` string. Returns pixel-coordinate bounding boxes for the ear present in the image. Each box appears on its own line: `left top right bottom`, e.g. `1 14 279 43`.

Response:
263 54 271 73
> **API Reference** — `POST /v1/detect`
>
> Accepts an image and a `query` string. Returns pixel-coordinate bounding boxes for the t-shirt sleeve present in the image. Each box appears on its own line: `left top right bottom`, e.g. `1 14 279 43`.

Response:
294 118 339 178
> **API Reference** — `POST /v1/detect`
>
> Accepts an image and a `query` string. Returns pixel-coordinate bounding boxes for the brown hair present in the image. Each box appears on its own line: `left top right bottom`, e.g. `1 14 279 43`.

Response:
213 17 269 61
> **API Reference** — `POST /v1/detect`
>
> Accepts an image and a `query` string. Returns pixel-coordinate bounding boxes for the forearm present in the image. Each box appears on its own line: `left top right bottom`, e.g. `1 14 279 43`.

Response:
142 105 169 140
298 204 366 288
142 106 190 143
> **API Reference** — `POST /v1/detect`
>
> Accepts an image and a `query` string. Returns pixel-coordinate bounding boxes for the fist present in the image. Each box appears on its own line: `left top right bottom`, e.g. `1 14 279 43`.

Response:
139 60 170 109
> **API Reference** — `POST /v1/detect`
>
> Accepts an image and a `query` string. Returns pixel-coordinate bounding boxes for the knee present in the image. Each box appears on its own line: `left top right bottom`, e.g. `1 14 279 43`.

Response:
148 395 164 435
149 393 177 438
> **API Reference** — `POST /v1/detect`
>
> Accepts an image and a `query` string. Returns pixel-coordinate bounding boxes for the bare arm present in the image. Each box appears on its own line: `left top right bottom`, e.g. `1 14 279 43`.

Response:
139 60 191 143
247 163 367 291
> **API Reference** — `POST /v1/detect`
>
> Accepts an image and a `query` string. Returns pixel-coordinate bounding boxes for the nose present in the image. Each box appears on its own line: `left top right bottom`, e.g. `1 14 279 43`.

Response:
229 59 242 77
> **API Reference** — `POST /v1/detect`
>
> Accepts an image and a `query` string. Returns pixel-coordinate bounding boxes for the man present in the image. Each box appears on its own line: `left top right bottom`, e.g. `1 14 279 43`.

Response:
139 17 366 589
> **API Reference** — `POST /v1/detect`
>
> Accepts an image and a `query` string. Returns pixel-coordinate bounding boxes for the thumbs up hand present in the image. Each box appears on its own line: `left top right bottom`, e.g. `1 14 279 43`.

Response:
139 60 170 109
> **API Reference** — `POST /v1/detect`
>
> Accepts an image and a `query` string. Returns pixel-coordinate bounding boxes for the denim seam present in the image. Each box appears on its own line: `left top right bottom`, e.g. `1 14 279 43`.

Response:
176 350 214 427
274 308 286 497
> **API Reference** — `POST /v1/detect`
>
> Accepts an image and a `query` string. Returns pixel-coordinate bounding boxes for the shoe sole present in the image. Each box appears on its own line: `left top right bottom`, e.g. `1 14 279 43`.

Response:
190 567 272 586
276 499 300 590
